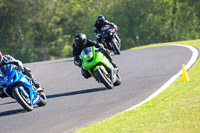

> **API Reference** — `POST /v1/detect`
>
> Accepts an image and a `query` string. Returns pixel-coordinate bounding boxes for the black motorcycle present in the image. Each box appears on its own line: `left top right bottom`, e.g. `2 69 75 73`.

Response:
100 25 121 55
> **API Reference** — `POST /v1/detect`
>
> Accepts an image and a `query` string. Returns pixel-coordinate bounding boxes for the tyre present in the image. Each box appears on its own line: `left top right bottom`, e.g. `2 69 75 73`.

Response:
12 87 33 111
111 38 120 55
95 67 113 89
113 72 122 86
37 91 47 106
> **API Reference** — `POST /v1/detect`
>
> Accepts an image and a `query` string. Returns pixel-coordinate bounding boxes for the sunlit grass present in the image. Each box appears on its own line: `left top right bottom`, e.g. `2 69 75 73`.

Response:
75 40 200 133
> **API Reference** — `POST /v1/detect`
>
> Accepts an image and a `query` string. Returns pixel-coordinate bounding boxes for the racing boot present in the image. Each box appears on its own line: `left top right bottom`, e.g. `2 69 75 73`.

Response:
23 66 41 89
101 48 118 68
32 78 41 89
110 60 118 68
32 78 44 93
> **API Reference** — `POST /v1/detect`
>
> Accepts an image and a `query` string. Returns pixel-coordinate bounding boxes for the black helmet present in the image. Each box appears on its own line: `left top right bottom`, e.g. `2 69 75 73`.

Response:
96 15 105 25
74 33 87 49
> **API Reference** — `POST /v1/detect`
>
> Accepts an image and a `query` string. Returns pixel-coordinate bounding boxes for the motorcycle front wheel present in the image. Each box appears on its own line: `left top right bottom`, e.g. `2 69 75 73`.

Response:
111 38 120 55
12 87 33 111
95 67 113 89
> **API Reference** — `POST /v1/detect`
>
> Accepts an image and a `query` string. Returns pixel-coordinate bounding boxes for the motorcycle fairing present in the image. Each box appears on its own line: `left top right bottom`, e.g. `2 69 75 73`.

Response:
80 46 111 71
0 65 40 105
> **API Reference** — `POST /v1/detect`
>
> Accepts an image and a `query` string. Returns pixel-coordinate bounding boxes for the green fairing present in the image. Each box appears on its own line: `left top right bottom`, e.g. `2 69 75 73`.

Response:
79 46 111 73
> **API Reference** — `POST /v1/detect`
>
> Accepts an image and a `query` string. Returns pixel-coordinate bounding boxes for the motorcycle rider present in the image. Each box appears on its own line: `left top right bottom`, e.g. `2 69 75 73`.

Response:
0 52 41 98
93 15 121 44
73 33 118 79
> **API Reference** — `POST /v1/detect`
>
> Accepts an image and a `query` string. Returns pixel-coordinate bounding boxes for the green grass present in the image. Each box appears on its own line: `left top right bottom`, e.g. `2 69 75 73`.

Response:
75 40 200 133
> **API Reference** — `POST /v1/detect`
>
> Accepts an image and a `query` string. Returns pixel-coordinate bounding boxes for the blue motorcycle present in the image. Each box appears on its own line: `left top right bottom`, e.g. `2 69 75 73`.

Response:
100 24 121 55
0 64 47 111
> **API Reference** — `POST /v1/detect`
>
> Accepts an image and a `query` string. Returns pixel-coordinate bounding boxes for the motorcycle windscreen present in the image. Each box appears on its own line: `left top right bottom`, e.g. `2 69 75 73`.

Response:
81 47 93 61
101 25 112 38
0 64 11 76
0 64 12 88
101 24 111 31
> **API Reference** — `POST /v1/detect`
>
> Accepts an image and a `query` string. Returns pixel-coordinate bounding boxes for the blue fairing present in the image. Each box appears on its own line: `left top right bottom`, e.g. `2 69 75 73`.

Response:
0 64 40 105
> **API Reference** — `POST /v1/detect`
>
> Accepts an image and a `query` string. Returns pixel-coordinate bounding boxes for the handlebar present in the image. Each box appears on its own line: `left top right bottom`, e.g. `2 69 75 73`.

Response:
13 66 24 72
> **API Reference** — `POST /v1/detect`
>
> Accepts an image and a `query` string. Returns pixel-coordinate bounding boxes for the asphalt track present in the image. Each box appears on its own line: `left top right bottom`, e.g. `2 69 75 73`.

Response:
0 45 198 133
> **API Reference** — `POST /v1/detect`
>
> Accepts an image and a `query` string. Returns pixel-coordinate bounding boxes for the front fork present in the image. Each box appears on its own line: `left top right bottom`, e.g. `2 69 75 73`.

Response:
12 85 39 104
92 64 114 83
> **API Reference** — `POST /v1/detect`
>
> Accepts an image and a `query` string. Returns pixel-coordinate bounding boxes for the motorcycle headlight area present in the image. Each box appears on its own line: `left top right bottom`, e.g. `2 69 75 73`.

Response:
81 47 93 60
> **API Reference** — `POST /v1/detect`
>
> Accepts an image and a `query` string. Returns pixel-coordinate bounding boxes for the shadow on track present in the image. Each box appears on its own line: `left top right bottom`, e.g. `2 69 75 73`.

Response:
0 101 17 105
0 108 26 117
47 59 74 65
47 87 107 99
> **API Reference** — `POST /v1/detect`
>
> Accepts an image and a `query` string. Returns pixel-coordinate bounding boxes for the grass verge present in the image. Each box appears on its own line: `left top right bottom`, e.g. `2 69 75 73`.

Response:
75 40 200 133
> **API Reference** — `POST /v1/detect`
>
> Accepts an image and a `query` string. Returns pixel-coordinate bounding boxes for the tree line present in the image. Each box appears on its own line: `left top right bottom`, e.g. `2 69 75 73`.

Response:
0 0 200 63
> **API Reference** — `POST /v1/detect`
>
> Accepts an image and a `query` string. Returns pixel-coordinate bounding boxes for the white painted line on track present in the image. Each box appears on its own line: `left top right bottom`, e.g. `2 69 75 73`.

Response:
111 44 199 118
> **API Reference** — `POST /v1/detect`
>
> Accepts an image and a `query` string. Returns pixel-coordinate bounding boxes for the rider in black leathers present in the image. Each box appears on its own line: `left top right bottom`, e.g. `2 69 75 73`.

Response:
93 15 121 44
73 33 118 79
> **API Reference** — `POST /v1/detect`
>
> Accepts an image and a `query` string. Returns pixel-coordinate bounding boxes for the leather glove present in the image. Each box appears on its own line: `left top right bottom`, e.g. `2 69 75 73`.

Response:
114 25 118 31
94 33 100 39
96 42 104 48
98 46 106 52
18 61 24 71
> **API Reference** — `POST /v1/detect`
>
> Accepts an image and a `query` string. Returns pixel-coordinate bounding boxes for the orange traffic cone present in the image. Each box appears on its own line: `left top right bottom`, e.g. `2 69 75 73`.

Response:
182 64 189 82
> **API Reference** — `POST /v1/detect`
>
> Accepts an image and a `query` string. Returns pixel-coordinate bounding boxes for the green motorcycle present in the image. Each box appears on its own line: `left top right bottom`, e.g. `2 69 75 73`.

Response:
79 46 122 89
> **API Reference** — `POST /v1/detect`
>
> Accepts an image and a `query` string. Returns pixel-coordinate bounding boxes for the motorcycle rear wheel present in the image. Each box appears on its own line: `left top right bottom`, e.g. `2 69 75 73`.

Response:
12 87 33 111
114 72 122 86
37 91 47 106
